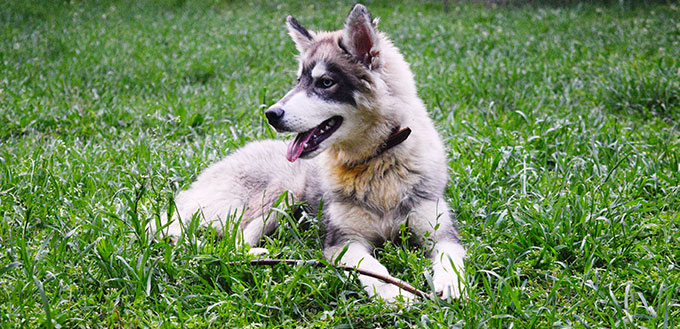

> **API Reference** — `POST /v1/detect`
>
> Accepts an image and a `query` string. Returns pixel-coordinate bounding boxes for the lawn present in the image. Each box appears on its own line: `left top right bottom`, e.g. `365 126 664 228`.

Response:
1 0 679 327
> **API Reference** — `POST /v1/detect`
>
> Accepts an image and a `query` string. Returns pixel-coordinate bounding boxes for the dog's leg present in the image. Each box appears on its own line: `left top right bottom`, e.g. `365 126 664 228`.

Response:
152 193 269 251
409 199 466 299
324 238 416 302
239 212 279 256
154 204 278 256
154 193 244 240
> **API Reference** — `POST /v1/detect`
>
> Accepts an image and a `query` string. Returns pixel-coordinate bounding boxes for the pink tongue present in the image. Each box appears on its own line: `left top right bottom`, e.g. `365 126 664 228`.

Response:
286 129 315 162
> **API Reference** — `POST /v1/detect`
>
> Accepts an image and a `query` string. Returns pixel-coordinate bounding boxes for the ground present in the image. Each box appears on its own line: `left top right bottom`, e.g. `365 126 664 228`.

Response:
1 0 679 327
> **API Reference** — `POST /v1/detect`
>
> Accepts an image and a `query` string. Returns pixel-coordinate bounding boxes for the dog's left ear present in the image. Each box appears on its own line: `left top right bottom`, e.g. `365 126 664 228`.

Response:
286 15 314 53
343 4 380 69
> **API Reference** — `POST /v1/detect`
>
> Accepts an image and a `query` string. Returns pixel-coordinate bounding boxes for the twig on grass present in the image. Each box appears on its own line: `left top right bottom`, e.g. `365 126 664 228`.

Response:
227 258 432 300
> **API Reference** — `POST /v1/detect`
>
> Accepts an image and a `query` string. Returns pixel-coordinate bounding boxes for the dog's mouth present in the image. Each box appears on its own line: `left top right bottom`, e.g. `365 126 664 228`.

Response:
286 116 343 162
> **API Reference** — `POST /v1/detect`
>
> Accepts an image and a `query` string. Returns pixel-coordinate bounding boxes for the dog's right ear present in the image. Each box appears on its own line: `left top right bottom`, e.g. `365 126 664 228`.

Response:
286 15 314 53
342 4 380 69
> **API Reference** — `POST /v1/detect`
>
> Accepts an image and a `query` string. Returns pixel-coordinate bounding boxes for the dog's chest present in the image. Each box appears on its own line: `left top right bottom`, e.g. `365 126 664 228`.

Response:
326 156 419 215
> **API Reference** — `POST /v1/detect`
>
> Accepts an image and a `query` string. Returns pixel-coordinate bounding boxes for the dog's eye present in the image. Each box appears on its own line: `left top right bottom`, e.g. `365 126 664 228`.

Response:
317 78 335 89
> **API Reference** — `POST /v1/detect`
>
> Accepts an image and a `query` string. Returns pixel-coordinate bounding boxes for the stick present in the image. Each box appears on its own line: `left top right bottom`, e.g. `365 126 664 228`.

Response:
227 258 432 300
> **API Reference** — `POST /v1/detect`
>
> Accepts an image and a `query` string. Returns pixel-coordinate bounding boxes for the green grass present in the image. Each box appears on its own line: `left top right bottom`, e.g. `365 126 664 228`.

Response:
1 0 679 327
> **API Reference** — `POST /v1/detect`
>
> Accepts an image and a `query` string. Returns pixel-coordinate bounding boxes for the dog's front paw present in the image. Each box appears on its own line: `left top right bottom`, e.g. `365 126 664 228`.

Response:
248 247 270 256
433 270 465 300
370 283 416 303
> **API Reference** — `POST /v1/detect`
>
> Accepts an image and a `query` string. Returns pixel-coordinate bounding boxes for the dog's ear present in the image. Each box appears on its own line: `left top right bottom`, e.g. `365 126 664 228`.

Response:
342 4 380 69
286 15 314 53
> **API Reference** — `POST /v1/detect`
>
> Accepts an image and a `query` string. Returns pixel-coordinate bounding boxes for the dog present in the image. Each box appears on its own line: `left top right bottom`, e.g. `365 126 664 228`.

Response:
153 4 466 302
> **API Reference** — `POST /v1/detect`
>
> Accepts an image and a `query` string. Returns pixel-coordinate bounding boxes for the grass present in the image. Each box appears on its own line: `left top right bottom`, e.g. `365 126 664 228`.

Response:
1 0 679 327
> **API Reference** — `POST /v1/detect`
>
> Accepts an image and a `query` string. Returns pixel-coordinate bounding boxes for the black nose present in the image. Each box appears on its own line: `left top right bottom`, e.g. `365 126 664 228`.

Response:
265 106 285 128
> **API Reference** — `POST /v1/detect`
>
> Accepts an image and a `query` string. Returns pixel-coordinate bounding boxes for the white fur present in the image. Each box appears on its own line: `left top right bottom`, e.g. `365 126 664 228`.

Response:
275 92 343 132
311 62 327 79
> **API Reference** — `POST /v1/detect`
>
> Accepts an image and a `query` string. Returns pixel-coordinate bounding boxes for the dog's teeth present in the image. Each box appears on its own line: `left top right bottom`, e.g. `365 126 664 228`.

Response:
304 143 308 148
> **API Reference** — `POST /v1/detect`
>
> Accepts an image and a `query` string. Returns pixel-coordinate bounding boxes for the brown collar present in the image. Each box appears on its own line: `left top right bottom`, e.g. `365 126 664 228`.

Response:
350 126 411 167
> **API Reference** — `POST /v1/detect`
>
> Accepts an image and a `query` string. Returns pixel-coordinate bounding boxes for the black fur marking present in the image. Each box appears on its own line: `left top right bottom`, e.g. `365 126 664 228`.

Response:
298 61 359 106
323 212 349 248
395 197 417 221
395 177 441 220
445 224 462 245
302 168 324 215
337 38 351 56
412 179 439 201
286 15 313 41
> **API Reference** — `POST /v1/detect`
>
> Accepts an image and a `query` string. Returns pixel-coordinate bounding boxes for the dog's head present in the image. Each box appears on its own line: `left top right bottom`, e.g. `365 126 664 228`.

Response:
265 4 409 162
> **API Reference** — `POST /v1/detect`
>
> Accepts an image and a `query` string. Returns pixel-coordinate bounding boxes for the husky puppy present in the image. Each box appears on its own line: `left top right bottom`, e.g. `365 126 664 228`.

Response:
155 4 465 301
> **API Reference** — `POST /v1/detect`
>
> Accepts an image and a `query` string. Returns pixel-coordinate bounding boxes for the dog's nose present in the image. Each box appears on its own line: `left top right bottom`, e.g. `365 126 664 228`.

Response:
265 106 285 127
